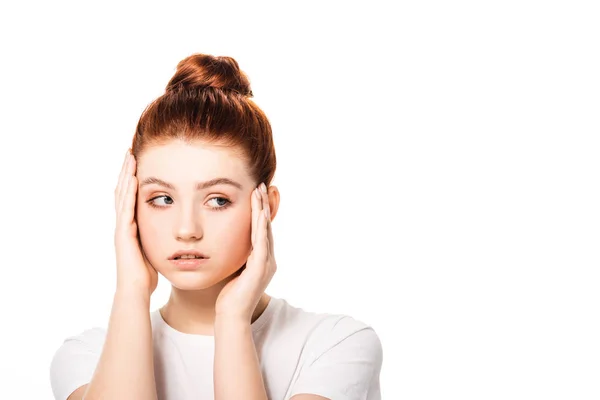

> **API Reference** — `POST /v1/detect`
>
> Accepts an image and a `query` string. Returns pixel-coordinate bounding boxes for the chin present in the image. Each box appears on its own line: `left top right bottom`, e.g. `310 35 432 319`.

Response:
159 263 245 291
169 278 220 291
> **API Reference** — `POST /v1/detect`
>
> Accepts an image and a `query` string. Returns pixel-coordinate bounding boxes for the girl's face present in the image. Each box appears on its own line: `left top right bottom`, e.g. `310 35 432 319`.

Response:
135 140 257 290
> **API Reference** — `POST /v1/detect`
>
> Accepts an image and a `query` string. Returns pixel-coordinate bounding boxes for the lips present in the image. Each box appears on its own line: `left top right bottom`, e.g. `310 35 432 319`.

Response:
173 255 204 260
169 249 209 260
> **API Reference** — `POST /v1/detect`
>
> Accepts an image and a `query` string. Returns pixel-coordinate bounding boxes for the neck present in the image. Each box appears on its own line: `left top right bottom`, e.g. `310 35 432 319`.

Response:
159 275 270 336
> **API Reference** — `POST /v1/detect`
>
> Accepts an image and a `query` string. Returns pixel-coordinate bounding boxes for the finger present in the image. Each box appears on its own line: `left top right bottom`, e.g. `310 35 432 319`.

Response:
115 150 130 211
266 209 274 257
251 188 258 246
252 186 263 246
120 174 137 226
262 209 270 257
117 151 135 214
258 184 272 254
260 183 269 215
118 155 133 217
254 206 269 261
260 185 273 254
127 159 139 221
119 155 137 220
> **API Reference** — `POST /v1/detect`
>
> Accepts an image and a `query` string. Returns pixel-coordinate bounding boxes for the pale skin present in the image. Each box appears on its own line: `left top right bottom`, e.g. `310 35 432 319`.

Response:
135 140 279 333
68 140 327 399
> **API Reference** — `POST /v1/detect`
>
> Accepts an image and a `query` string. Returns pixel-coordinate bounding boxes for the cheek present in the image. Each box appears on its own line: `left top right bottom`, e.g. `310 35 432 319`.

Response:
215 209 252 248
138 221 160 248
136 208 163 255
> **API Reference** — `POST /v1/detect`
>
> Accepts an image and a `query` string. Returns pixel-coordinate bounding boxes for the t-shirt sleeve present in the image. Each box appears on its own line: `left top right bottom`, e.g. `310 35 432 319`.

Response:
49 327 105 400
288 316 383 400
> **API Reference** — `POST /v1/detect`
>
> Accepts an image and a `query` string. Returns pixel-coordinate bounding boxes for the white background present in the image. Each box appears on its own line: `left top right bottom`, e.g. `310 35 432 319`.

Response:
0 1 599 399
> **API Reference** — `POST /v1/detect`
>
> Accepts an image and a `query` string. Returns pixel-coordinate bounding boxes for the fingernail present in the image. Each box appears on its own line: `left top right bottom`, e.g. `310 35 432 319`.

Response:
260 183 267 193
255 188 261 200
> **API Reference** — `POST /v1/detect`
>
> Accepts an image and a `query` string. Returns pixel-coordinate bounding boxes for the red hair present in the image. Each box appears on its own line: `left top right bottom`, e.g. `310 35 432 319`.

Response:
131 53 276 186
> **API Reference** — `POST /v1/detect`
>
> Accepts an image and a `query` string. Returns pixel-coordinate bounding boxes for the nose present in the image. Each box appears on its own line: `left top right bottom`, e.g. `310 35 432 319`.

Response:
174 207 204 242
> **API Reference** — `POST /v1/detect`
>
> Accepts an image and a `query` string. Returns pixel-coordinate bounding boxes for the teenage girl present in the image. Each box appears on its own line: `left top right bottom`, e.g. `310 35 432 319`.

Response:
50 53 383 400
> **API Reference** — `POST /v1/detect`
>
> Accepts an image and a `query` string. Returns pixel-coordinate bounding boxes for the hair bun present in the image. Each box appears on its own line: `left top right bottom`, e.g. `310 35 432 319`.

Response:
166 53 253 97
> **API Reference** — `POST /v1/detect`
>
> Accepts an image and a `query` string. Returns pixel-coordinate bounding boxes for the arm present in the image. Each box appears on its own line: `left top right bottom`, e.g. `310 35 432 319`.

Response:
213 185 276 399
81 289 157 400
53 150 158 400
213 317 268 400
66 384 88 400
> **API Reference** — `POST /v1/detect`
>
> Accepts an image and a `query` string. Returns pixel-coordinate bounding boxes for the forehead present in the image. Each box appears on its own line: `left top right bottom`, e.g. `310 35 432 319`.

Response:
136 140 253 185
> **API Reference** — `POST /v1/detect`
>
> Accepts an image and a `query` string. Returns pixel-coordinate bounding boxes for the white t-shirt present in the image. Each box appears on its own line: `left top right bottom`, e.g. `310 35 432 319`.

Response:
50 296 383 400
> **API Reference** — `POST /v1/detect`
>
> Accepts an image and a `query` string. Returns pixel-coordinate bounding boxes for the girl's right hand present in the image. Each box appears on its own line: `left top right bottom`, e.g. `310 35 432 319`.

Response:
114 149 158 297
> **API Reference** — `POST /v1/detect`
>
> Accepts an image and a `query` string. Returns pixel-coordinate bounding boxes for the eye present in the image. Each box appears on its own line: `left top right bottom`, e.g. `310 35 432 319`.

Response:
147 195 232 211
147 195 173 208
207 197 232 211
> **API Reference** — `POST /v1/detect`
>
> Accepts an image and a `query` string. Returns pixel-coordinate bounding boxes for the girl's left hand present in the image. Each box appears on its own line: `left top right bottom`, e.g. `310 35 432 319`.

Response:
215 182 277 322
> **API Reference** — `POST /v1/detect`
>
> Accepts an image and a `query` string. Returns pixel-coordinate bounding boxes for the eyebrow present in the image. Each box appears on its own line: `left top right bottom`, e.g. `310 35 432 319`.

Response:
139 177 243 191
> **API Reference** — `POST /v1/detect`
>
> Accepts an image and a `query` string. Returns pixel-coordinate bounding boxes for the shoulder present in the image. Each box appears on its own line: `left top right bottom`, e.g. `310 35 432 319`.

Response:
275 298 383 361
278 301 383 399
307 314 383 363
50 327 107 400
278 297 379 334
51 327 107 358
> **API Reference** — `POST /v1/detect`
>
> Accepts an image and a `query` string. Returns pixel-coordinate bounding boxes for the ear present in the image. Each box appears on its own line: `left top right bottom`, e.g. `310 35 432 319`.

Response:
266 185 280 221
